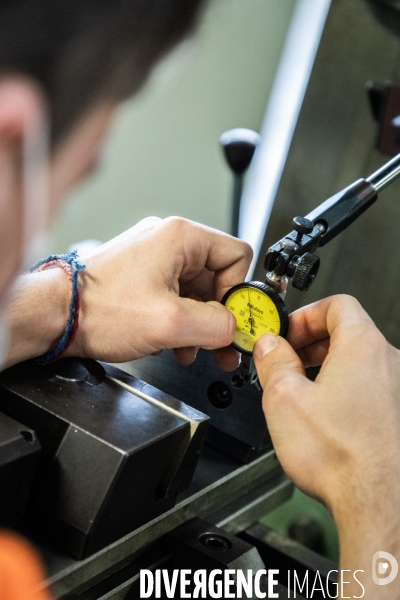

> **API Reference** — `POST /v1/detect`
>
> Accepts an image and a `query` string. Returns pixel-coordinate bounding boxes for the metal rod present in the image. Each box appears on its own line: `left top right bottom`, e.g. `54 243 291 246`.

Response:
232 174 243 238
366 153 400 193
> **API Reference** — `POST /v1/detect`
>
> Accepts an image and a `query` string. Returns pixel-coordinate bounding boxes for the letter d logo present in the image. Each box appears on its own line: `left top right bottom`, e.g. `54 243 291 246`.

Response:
372 552 398 585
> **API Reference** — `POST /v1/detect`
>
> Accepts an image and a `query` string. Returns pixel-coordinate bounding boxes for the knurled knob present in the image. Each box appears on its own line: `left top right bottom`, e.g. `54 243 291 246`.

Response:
292 253 320 291
292 216 314 236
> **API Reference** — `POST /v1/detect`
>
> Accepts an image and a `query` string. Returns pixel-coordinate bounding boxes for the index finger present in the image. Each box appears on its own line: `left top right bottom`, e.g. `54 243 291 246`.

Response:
204 230 253 300
287 294 374 351
176 220 253 300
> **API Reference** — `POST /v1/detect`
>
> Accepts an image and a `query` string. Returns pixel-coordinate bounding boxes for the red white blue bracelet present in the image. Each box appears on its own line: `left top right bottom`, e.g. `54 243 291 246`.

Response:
30 250 86 363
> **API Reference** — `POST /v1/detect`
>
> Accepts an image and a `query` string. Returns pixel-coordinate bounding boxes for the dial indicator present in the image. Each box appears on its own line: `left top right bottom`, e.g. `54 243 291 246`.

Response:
221 281 288 355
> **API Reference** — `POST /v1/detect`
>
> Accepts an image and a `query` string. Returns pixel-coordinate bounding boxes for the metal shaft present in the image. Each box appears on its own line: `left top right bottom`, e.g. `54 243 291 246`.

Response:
232 174 243 238
366 153 400 193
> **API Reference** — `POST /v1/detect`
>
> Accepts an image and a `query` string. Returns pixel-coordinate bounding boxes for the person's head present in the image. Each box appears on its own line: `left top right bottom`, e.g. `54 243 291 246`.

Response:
0 0 206 297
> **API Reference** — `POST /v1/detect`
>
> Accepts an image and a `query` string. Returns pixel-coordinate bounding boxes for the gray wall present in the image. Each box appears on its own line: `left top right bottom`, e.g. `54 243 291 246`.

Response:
49 0 296 251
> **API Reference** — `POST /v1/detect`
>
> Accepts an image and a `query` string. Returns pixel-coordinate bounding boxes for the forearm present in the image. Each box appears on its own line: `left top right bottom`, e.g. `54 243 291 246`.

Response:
3 269 69 369
335 498 400 599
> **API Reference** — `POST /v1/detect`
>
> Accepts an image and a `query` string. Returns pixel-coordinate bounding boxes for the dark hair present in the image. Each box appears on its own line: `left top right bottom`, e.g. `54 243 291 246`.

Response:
0 0 206 145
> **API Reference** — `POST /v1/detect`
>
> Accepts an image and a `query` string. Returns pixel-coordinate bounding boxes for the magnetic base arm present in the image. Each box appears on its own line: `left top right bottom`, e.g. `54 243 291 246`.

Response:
367 152 400 192
264 152 400 292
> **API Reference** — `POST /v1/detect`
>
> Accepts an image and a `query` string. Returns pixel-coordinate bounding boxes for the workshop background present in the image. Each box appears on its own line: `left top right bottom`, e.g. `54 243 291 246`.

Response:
49 0 295 245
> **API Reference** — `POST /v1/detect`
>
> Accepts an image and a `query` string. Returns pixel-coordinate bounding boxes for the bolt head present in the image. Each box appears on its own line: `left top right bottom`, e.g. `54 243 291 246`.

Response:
292 216 314 235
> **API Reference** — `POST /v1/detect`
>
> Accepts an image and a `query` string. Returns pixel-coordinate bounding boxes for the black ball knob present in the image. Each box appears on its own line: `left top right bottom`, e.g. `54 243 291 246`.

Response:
220 128 261 175
292 216 314 236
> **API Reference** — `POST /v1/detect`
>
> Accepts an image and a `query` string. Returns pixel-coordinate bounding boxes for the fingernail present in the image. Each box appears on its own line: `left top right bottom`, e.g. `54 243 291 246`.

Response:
254 334 278 360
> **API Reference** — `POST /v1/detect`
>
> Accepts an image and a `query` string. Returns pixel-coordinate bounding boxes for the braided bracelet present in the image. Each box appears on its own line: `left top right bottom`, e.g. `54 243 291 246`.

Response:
30 250 86 363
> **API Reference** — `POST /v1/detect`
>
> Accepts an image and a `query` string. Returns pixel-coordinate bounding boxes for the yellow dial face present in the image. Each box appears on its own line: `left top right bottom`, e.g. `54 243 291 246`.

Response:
223 286 282 354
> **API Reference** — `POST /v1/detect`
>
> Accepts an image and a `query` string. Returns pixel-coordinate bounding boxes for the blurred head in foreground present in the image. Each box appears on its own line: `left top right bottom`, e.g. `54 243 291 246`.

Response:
0 0 206 297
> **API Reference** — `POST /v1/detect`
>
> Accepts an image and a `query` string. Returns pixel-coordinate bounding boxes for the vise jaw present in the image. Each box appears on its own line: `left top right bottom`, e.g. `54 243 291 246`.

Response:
0 359 208 559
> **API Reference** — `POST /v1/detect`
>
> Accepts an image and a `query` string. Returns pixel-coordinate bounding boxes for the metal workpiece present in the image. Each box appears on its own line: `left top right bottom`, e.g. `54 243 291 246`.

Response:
125 348 272 455
0 358 209 559
0 412 40 526
106 364 209 497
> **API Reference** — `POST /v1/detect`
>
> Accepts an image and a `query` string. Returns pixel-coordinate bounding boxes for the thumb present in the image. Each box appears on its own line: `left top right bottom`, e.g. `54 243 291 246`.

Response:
166 298 236 350
253 333 308 391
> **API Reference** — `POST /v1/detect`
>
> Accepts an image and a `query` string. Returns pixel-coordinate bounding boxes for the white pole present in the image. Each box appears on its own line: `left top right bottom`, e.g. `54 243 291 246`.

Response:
239 0 332 277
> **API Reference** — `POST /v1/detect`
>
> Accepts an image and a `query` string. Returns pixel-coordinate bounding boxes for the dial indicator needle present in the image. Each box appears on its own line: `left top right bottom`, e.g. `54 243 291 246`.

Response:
248 289 255 335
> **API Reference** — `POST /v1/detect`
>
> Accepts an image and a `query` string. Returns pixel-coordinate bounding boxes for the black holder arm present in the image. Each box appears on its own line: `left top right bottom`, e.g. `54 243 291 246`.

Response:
264 153 400 291
306 179 377 247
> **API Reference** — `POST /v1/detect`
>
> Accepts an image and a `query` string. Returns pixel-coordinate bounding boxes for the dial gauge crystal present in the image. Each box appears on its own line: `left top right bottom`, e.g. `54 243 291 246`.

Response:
221 281 288 355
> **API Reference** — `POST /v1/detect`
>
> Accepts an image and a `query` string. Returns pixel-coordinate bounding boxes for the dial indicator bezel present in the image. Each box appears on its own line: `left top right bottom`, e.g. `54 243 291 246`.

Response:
221 281 289 355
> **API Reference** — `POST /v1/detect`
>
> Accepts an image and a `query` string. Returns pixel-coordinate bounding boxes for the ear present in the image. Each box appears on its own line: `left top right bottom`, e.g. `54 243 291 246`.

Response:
0 77 47 297
0 76 46 144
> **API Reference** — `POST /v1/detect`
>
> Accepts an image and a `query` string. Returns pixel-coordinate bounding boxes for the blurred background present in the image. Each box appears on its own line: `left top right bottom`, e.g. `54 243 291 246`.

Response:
49 0 295 249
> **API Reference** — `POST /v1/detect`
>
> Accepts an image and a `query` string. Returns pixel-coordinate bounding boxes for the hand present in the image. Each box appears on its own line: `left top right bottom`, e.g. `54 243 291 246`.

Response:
66 217 252 370
254 295 400 597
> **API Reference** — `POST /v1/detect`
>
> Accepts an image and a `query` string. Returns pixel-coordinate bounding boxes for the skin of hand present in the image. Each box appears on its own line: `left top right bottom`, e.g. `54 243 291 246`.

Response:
254 294 400 598
4 216 251 371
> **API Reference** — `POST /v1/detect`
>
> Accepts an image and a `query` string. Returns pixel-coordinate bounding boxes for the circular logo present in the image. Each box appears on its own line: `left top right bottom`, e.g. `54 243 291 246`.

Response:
372 552 399 586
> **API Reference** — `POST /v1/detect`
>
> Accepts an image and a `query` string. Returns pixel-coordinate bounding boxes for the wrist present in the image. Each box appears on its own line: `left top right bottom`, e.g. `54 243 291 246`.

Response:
332 476 400 537
331 481 400 592
4 268 70 368
31 252 85 363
